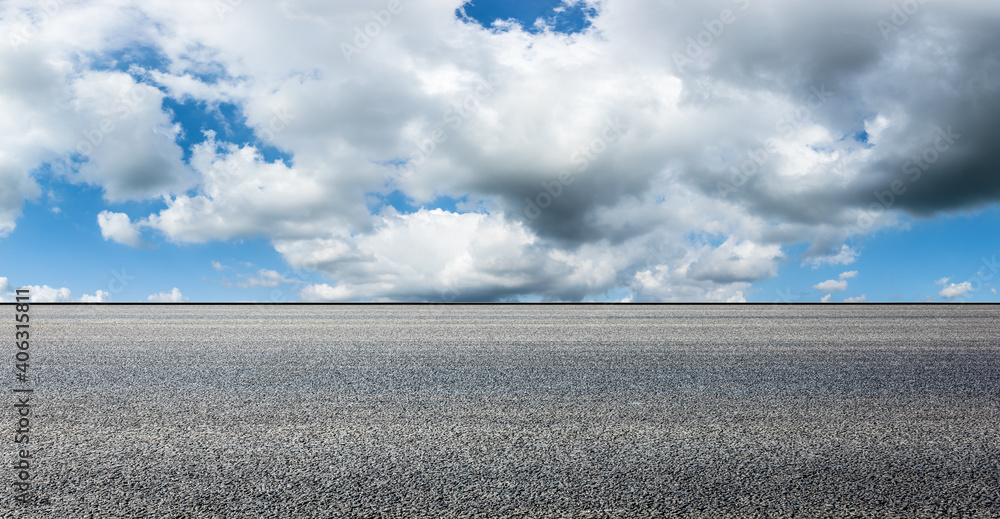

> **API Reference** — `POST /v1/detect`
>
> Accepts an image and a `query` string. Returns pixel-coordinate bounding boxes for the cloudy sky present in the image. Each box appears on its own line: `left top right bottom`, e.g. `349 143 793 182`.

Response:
1 0 998 302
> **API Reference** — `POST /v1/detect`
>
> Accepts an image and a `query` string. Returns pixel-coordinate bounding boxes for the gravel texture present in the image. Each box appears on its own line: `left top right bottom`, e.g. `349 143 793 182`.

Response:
3 304 1000 518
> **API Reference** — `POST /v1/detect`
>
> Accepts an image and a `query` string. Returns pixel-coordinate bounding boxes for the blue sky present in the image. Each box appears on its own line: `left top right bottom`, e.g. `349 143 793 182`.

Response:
1 0 998 302
459 0 596 33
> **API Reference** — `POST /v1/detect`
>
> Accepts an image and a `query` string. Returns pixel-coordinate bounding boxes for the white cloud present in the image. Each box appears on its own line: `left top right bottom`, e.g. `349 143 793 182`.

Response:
147 288 188 302
939 282 973 299
211 261 227 271
820 293 831 303
844 294 867 303
726 291 746 303
688 238 785 283
290 208 746 301
936 277 951 286
0 278 107 302
79 290 110 303
0 164 40 238
813 279 848 293
97 211 146 248
629 266 751 303
28 285 74 302
139 138 337 244
299 284 349 302
23 285 112 302
839 271 858 280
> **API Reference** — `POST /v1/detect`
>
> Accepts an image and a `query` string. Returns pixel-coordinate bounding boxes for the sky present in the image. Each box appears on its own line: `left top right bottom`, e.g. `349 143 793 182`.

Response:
0 0 998 303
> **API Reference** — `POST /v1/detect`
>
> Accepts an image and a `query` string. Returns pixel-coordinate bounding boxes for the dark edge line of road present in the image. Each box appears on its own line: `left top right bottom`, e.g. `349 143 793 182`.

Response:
4 302 999 306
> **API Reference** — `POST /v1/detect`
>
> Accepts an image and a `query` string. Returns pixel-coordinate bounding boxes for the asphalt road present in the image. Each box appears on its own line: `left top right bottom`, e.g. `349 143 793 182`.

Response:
3 305 999 517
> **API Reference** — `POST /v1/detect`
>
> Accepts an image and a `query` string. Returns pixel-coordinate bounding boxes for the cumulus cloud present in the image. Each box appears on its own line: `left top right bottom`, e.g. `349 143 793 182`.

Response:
820 293 832 303
97 211 146 248
2 0 1000 300
67 71 194 201
687 239 785 283
0 278 14 302
839 271 858 280
939 282 973 299
79 290 110 303
813 279 848 293
148 288 188 302
140 137 340 244
20 285 109 302
844 294 867 303
629 266 751 303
